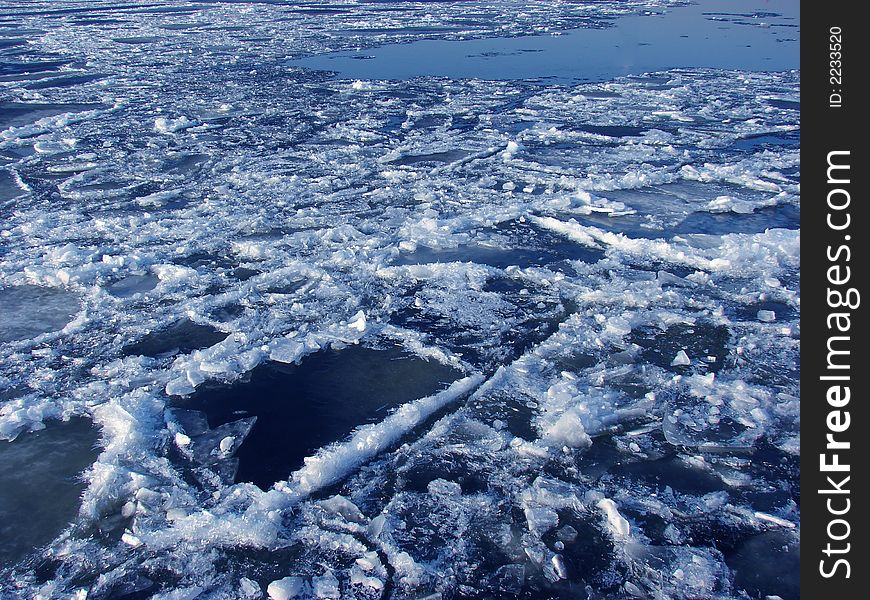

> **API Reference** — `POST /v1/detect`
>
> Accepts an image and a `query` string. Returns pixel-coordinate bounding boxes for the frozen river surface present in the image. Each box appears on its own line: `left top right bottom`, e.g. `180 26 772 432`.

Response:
1 1 798 598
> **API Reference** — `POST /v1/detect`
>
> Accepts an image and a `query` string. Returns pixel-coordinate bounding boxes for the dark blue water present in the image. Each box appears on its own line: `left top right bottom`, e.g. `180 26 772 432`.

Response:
293 0 799 81
0 418 100 567
174 345 460 489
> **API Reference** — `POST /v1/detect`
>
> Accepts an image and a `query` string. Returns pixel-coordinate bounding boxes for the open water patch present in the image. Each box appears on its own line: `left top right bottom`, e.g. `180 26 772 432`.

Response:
0 418 100 567
121 319 228 358
172 345 461 489
0 285 81 343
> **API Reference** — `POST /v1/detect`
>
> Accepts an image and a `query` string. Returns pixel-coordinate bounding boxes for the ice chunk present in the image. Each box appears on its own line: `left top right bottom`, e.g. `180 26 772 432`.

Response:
312 571 340 599
167 409 210 437
188 417 256 467
671 350 691 366
524 506 559 534
154 116 196 134
106 274 159 298
219 436 236 455
551 554 568 579
318 495 367 524
597 498 630 539
542 410 592 449
757 309 776 322
347 310 367 332
267 577 306 600
239 579 261 599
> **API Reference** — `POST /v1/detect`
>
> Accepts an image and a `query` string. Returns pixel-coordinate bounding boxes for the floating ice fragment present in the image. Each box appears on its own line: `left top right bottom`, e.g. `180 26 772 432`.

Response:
348 310 366 332
318 495 367 524
187 417 256 469
0 285 81 343
239 578 261 599
542 411 592 449
270 339 305 364
121 532 142 547
671 350 691 366
757 309 776 322
753 511 795 528
174 432 191 447
502 140 521 160
154 116 195 134
597 498 630 539
524 506 559 533
551 554 568 579
312 571 340 599
219 436 235 455
355 552 383 572
428 478 462 497
267 577 305 600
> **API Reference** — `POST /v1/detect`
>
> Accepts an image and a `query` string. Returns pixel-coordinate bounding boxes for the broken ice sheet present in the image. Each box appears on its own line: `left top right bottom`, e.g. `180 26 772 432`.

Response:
0 0 800 595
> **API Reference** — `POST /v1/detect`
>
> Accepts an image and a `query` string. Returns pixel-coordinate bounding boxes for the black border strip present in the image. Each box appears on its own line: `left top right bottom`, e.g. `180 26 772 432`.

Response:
801 2 867 595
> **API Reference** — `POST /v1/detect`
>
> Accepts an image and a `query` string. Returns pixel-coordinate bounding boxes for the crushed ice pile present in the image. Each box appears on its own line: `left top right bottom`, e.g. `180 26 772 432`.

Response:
1 1 798 598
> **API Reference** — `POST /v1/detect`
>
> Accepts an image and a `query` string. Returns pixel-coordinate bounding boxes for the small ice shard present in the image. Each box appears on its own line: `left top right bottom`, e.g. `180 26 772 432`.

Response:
597 498 630 539
501 140 520 160
239 578 261 599
542 410 591 449
270 339 305 364
348 310 366 332
121 532 142 547
368 514 387 539
428 478 462 497
188 417 256 466
168 409 210 436
267 577 305 600
312 571 340 599
219 436 235 455
175 432 191 447
355 552 383 572
551 554 568 579
671 350 691 366
757 309 776 322
154 116 195 134
524 506 559 534
106 273 159 298
318 495 367 524
350 561 384 589
624 581 645 597
753 511 795 528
